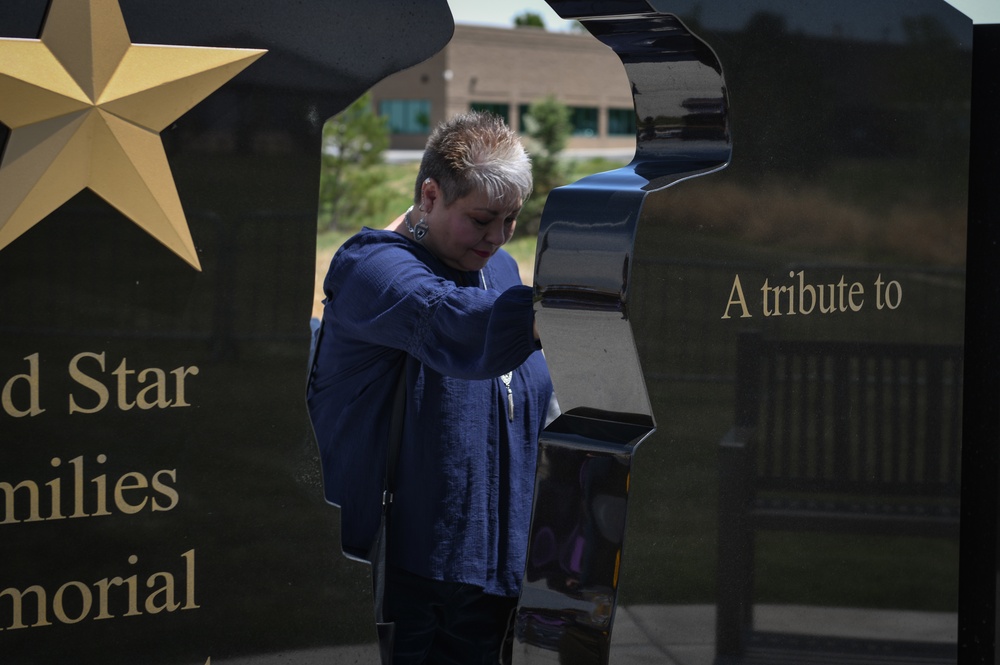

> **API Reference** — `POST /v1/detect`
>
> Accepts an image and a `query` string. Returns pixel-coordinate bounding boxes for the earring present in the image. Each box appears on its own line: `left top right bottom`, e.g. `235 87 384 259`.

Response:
412 215 429 241
404 206 429 241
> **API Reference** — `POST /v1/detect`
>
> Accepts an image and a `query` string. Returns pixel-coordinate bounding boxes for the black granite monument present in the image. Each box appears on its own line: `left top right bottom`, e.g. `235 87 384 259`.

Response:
3 0 997 664
0 1 451 662
515 1 991 664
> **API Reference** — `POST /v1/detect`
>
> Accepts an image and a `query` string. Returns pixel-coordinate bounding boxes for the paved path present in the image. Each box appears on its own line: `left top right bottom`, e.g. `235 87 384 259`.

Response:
218 604 956 664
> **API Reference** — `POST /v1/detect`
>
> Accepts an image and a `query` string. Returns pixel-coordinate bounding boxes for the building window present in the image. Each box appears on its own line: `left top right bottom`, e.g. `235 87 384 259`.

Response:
570 107 599 137
520 103 602 136
379 99 430 134
608 108 637 136
470 102 510 125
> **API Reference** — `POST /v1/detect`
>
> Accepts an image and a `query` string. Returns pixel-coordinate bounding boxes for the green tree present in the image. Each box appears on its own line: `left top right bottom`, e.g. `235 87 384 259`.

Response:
319 92 390 230
519 96 571 234
514 11 545 29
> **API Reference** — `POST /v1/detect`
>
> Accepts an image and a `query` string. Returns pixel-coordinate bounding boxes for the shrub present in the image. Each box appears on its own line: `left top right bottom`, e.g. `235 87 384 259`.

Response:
319 92 390 231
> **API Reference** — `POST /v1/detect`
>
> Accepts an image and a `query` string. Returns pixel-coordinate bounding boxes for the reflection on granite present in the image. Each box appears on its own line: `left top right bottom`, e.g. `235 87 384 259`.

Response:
521 0 971 664
515 1 731 662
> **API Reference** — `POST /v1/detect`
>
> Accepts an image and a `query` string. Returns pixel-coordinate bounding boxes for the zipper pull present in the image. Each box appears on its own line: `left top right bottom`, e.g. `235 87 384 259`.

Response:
501 372 514 422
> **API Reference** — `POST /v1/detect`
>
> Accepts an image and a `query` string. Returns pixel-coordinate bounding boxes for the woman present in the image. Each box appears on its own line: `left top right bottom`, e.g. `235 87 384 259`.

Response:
308 112 554 664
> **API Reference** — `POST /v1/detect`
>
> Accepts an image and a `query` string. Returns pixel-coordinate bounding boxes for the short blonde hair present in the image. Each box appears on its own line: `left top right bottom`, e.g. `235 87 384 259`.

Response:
416 112 532 207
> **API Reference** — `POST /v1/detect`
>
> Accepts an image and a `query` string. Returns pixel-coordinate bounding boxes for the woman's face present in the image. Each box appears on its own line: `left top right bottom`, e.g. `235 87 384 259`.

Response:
420 179 521 273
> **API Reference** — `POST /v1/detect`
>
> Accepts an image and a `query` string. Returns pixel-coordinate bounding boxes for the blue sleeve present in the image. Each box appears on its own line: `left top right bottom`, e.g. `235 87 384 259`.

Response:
326 238 538 380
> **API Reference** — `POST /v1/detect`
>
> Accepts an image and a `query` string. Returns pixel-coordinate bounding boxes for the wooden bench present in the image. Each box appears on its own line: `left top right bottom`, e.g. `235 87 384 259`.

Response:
715 331 963 665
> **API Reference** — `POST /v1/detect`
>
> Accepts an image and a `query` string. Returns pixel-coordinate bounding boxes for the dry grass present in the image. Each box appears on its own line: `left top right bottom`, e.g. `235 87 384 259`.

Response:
649 178 967 265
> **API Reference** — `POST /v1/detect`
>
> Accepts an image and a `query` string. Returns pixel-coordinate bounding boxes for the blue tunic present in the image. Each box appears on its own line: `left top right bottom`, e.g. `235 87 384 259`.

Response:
307 228 553 597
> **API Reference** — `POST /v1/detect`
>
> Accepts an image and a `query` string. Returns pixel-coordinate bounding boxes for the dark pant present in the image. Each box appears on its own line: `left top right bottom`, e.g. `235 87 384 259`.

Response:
384 565 517 665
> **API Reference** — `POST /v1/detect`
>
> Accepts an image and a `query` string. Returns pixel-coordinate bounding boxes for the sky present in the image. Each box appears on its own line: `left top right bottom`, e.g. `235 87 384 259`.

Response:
945 0 1000 23
447 0 999 28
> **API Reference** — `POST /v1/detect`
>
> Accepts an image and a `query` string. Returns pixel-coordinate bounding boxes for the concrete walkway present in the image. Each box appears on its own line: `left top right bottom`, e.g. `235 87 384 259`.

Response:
218 605 956 664
610 604 956 665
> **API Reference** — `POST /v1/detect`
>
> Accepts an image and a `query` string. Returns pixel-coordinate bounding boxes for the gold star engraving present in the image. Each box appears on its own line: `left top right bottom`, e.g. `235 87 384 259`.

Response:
0 0 266 270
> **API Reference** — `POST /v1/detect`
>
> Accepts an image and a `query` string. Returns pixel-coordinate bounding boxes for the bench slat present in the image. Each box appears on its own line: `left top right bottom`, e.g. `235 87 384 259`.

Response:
715 332 962 665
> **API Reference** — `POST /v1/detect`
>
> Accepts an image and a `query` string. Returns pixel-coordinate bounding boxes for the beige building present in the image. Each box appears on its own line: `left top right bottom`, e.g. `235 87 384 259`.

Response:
368 24 637 151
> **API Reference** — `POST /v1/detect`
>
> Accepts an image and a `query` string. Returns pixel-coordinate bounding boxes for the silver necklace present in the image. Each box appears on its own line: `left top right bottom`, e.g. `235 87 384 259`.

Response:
501 372 514 421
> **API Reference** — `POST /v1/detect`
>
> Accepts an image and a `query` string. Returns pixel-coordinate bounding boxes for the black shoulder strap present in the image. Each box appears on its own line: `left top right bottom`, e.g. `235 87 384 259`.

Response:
372 364 406 663
384 365 406 497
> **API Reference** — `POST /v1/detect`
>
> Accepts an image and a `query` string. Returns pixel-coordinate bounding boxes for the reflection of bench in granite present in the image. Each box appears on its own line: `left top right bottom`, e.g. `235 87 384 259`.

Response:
716 331 962 665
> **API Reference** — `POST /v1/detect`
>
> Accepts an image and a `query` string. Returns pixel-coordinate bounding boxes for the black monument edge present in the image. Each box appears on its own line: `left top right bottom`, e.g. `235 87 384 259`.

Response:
959 21 1000 665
